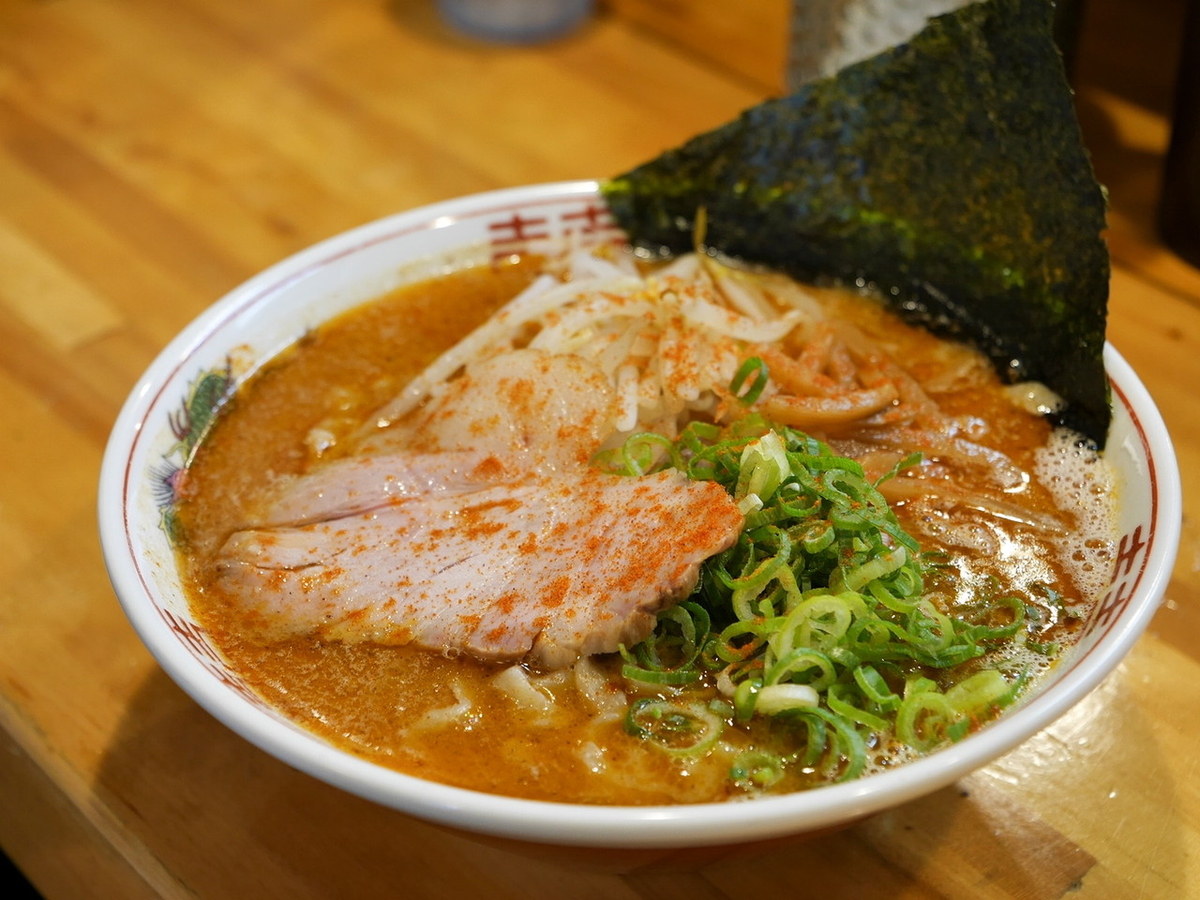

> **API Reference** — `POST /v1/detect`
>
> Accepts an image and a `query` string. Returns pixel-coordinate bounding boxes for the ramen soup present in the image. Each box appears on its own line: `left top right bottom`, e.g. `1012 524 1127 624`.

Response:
176 248 1117 805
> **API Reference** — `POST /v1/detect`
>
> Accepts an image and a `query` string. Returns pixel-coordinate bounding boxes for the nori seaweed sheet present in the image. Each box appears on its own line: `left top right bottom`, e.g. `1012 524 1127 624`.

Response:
601 0 1111 446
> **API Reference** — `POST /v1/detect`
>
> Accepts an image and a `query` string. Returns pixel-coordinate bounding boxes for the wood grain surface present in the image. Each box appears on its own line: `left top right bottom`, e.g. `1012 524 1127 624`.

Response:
1 1 1197 897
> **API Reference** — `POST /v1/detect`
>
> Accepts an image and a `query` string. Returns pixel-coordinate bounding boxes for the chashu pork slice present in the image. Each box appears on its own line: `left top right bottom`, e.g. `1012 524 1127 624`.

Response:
355 347 620 472
256 449 511 527
258 348 616 529
215 466 743 669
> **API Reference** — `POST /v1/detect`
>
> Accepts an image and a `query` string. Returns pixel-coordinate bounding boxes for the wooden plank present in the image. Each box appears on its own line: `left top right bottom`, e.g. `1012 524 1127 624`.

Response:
604 0 791 94
0 1 1196 898
0 717 163 900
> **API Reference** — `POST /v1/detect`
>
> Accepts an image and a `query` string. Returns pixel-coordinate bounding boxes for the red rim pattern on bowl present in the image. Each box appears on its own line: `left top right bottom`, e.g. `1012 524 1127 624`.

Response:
100 182 1182 849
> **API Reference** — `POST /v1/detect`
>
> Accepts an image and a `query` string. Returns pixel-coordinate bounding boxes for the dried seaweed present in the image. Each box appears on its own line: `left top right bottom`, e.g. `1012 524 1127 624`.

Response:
602 0 1110 445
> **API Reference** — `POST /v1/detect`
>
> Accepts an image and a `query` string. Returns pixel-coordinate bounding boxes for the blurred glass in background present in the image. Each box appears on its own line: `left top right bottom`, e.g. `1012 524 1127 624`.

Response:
436 0 594 43
787 0 971 88
786 0 1084 89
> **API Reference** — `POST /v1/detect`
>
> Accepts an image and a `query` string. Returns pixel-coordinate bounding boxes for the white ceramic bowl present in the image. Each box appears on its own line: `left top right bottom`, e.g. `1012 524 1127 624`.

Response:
98 181 1183 860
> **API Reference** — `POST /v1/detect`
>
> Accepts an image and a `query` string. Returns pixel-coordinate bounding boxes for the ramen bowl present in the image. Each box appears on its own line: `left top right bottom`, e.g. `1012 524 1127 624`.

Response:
98 181 1182 867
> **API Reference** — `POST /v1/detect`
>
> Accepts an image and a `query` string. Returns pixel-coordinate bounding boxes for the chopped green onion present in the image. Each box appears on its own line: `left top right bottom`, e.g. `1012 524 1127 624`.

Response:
611 409 1036 789
736 430 790 504
620 432 675 476
624 698 725 756
730 356 770 406
799 706 868 782
763 648 837 691
731 749 787 790
755 683 821 715
944 669 1012 716
619 601 710 685
896 689 959 752
853 665 902 711
826 684 891 733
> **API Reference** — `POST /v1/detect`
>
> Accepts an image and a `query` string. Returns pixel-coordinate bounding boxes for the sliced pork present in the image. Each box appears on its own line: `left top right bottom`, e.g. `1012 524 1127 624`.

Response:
256 450 509 527
356 348 619 472
216 468 742 668
214 348 744 668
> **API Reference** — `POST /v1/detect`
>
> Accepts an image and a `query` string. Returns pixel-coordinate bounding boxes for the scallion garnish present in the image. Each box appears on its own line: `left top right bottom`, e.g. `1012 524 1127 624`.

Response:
602 409 1035 790
623 698 726 756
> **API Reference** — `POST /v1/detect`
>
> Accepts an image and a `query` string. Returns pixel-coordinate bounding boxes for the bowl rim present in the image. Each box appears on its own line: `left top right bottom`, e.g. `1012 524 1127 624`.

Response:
98 180 1184 849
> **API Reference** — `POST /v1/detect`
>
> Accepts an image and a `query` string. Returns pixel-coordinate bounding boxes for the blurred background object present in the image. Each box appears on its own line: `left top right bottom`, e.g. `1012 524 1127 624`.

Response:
1159 0 1200 268
787 0 971 87
436 0 594 43
786 0 1085 88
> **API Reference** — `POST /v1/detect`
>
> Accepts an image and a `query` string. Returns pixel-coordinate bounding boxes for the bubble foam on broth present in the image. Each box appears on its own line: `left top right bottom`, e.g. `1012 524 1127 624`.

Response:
1034 427 1120 605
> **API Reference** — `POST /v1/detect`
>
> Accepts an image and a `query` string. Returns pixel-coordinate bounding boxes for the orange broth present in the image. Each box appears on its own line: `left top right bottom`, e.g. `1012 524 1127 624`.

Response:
175 259 1114 805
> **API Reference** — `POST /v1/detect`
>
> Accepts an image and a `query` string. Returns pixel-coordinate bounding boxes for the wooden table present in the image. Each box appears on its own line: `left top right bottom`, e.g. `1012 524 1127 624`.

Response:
2 0 1197 897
